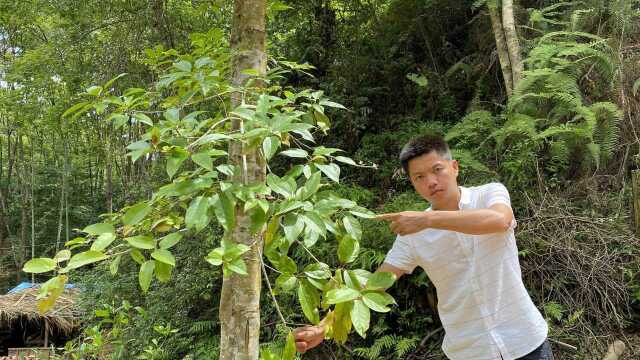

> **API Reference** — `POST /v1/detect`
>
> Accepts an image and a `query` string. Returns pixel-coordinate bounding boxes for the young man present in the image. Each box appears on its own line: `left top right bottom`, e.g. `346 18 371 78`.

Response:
294 135 553 360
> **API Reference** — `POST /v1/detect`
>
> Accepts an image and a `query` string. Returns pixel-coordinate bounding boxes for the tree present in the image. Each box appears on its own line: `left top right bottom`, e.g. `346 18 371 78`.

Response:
219 0 267 358
23 2 395 359
485 0 523 97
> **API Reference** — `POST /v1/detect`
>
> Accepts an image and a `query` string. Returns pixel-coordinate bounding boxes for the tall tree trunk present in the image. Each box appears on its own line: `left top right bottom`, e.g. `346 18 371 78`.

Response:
487 0 514 97
16 135 27 282
501 0 523 89
218 1 267 359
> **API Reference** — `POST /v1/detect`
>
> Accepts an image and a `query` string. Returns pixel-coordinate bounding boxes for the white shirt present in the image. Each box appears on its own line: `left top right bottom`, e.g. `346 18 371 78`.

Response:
384 183 547 360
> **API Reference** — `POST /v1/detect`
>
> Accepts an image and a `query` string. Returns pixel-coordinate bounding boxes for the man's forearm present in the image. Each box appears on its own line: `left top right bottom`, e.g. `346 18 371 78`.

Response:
425 208 512 234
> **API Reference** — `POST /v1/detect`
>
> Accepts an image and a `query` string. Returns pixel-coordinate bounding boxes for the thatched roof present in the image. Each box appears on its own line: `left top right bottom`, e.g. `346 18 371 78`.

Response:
0 288 80 334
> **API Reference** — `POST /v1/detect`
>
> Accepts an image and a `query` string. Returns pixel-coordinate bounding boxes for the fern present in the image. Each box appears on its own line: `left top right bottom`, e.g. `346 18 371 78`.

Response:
189 320 216 335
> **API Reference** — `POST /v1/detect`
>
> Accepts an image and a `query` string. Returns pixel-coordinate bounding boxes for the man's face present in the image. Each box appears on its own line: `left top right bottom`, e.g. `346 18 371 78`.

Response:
407 151 459 206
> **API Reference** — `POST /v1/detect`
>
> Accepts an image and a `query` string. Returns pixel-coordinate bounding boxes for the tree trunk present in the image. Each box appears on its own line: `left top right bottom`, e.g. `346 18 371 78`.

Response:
487 0 514 97
501 0 523 89
218 1 267 359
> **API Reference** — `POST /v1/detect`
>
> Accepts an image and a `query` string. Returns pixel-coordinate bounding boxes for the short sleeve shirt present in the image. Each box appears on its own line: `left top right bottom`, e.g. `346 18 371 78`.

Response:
384 183 548 360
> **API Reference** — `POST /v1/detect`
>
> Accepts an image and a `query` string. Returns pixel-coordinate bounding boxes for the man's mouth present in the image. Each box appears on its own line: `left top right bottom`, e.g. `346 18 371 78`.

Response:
430 189 443 196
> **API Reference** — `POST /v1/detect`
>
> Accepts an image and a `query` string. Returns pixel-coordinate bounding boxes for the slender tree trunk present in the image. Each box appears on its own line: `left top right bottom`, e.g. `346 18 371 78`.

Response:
501 0 523 89
487 0 514 97
30 145 35 283
218 1 267 359
16 135 27 282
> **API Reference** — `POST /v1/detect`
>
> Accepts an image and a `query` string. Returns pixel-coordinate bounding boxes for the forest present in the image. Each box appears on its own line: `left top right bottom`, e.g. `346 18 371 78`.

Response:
0 0 639 359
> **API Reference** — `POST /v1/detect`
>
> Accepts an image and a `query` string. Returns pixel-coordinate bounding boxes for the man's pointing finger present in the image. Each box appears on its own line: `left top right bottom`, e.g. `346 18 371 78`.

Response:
374 213 400 221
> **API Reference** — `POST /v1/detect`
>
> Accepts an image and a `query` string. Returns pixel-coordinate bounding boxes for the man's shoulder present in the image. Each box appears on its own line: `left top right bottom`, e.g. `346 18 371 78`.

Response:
466 182 509 193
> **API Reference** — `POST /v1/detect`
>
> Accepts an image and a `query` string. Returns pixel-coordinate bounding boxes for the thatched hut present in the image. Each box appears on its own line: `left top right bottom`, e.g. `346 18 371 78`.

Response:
0 287 80 356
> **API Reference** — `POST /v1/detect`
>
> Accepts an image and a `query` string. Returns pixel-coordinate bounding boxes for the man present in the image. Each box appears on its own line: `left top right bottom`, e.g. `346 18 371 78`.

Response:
294 134 553 360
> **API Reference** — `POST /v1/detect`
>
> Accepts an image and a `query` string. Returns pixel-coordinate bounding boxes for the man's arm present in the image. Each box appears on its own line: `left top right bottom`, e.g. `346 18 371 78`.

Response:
376 203 514 236
294 262 404 353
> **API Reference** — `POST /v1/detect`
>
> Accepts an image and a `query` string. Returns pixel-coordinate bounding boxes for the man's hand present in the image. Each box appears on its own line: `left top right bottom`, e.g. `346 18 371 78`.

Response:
375 211 429 236
293 325 325 353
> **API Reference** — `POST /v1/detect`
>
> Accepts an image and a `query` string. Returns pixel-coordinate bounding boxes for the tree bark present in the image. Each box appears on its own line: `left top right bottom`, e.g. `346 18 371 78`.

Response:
218 1 267 359
487 0 514 97
501 0 523 89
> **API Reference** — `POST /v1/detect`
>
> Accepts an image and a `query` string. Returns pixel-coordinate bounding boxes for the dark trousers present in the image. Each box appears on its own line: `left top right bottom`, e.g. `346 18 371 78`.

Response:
514 339 554 360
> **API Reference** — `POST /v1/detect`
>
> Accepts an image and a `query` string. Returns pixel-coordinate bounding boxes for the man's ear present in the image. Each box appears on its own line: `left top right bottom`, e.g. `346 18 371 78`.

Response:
451 159 459 176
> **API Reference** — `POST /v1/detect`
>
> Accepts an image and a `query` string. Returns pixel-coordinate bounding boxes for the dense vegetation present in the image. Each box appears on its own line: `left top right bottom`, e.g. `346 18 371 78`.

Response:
1 0 639 358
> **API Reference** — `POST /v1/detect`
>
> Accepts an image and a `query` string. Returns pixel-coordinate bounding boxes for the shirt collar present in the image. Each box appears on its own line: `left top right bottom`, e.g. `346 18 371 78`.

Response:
458 186 471 209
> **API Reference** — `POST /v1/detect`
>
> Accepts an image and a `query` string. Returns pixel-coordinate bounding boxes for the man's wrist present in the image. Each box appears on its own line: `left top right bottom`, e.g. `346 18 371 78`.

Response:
421 211 433 229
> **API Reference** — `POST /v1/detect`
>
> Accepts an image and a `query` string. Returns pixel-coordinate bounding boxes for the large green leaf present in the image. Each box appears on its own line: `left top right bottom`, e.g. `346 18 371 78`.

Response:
350 299 370 338
366 272 396 291
191 151 213 171
159 232 182 249
212 192 236 231
151 249 176 266
23 258 56 274
155 260 173 282
262 136 280 160
185 196 211 232
325 287 360 304
298 279 320 324
283 213 304 243
91 232 116 251
279 148 308 158
362 291 395 313
125 235 155 250
166 150 188 178
82 223 115 236
66 251 108 271
122 202 151 226
282 331 296 360
338 235 359 264
139 260 155 292
343 215 362 241
316 163 340 183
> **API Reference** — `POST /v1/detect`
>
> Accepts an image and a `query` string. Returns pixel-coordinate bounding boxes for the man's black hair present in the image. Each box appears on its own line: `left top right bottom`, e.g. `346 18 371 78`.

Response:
399 134 452 174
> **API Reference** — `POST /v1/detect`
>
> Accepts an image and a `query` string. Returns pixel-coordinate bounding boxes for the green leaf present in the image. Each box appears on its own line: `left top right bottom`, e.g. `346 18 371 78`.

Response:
167 150 188 178
279 149 308 158
83 223 115 236
174 60 192 72
130 249 145 265
304 262 331 279
298 279 320 324
362 292 395 313
319 100 347 109
267 173 294 198
634 78 640 97
109 255 121 275
212 192 236 231
126 235 155 250
302 212 326 238
23 258 56 274
139 260 155 292
205 248 224 266
335 156 357 166
216 164 235 176
133 113 154 126
366 272 396 291
262 136 280 160
155 260 173 282
343 216 362 241
122 202 151 226
62 101 90 118
53 250 71 263
151 249 176 266
186 196 211 232
300 171 322 200
66 250 108 271
276 273 298 291
316 163 340 183
86 85 103 96
192 152 213 171
159 232 182 249
226 257 247 275
91 232 116 251
338 235 359 264
282 331 296 360
283 214 304 243
325 287 360 304
350 300 370 338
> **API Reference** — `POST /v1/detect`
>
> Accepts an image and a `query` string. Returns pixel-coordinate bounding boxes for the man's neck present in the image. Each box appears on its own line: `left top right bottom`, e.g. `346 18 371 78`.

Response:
432 186 462 211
